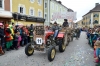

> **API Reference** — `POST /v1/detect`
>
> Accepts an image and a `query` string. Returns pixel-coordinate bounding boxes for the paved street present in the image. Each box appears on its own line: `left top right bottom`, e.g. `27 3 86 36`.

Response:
0 32 95 66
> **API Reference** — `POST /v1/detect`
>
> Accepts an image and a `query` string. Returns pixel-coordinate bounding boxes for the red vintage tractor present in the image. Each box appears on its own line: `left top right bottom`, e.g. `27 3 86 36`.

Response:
25 25 68 62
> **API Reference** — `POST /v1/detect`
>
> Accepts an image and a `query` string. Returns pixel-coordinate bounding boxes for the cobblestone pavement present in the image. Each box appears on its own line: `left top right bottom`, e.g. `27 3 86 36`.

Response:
0 32 95 66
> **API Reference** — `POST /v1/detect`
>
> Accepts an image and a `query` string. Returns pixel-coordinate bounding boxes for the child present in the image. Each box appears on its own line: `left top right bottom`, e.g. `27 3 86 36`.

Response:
94 38 100 63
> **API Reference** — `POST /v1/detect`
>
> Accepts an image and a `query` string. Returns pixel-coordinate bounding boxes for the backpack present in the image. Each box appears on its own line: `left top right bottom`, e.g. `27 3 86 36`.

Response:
96 48 100 59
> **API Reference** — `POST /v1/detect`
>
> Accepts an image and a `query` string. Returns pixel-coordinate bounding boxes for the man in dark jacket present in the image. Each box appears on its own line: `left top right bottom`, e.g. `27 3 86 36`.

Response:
62 19 69 27
51 22 61 40
51 22 61 31
29 24 34 42
0 24 5 54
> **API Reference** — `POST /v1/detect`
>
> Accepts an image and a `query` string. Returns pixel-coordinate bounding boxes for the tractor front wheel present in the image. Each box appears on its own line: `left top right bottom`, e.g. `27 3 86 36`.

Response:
48 46 56 62
25 43 34 56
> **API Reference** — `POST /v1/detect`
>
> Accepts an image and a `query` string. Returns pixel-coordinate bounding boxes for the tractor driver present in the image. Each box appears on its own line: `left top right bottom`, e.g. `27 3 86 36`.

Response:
51 22 61 40
62 19 69 27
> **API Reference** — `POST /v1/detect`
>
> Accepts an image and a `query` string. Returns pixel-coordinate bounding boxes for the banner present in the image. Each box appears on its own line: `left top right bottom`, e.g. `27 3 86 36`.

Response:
51 12 77 22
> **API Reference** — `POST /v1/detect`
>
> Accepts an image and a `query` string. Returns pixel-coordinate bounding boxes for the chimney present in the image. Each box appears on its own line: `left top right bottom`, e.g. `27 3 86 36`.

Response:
58 1 62 4
95 3 99 6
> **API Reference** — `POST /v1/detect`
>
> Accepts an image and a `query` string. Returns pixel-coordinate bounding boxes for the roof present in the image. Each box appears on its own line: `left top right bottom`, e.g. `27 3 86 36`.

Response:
51 0 74 11
83 3 100 17
68 8 74 12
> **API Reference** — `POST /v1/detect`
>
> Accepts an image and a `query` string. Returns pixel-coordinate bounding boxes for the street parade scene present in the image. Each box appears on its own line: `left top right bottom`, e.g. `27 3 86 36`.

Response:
0 0 100 66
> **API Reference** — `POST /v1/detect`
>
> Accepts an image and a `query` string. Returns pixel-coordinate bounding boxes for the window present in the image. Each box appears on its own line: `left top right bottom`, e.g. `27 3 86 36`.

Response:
38 11 41 17
56 6 58 11
38 0 42 5
38 10 42 17
30 0 34 3
18 4 26 14
0 0 2 8
45 13 47 20
52 3 54 10
29 8 34 16
94 14 99 17
60 8 61 12
20 7 23 13
45 2 47 8
0 0 4 10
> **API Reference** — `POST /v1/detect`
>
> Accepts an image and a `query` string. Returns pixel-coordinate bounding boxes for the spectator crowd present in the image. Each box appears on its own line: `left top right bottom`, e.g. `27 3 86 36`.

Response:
0 22 34 55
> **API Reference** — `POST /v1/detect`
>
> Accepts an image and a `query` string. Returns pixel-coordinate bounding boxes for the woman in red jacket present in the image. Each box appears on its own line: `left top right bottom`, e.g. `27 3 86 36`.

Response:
4 24 12 51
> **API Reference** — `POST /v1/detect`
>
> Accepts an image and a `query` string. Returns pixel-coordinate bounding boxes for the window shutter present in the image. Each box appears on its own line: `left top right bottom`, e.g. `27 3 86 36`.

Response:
29 8 30 15
41 11 42 17
24 7 26 14
18 6 20 13
33 9 34 16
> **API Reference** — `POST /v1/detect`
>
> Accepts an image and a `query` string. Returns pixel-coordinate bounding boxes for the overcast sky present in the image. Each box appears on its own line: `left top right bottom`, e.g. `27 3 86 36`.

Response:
57 0 100 22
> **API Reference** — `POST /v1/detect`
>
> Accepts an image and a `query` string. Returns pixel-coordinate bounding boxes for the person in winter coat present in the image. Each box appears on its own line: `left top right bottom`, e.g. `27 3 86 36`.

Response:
26 26 30 43
4 24 12 51
21 31 28 46
29 24 34 42
51 22 61 31
0 23 5 55
62 19 69 27
75 28 81 39
9 24 14 49
94 38 100 63
13 30 19 50
51 22 61 40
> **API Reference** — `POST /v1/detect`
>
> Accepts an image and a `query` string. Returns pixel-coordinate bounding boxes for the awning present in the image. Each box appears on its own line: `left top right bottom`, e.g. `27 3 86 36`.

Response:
12 12 26 20
0 11 12 18
36 17 45 23
26 16 37 22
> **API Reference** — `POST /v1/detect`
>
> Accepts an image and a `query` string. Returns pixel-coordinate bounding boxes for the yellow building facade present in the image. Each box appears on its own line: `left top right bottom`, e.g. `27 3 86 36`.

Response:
77 19 83 28
82 3 100 28
82 13 91 27
11 0 44 25
82 12 100 28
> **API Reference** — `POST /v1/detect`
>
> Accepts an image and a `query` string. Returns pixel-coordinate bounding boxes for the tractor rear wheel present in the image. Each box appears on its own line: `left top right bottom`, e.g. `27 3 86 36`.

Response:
59 39 66 52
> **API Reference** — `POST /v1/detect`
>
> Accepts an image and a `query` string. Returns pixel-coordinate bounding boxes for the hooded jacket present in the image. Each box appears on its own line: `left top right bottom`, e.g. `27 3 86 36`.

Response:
4 24 12 41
